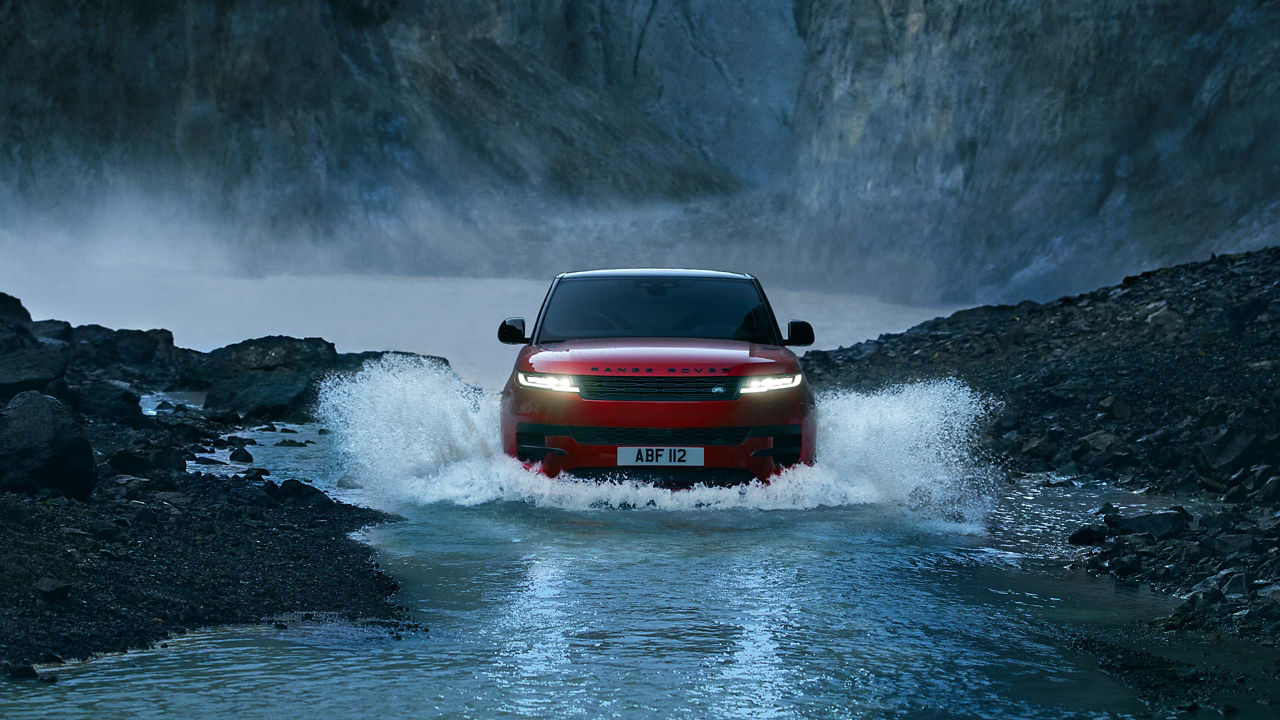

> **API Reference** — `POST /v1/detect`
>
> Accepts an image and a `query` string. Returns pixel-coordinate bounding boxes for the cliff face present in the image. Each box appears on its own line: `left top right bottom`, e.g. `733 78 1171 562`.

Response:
1 1 1278 300
0 1 743 248
790 0 1280 300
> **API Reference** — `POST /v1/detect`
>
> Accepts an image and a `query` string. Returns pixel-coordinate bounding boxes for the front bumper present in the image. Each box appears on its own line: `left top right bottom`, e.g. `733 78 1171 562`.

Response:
500 384 816 483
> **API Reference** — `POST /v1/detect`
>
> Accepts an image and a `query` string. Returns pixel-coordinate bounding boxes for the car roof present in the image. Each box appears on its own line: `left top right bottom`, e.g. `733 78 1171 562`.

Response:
557 268 756 280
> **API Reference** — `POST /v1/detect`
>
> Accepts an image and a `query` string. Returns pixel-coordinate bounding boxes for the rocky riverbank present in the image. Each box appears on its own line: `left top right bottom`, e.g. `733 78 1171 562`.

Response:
0 291 438 678
804 247 1280 641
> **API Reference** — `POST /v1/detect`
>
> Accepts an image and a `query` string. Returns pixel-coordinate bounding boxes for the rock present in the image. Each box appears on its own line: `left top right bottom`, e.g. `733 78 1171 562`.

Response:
206 336 338 373
1108 554 1142 575
277 427 298 434
68 325 175 368
106 450 149 476
1020 436 1057 459
1098 395 1131 420
1103 510 1190 539
1211 534 1255 555
1199 425 1260 471
34 577 73 602
0 346 68 402
192 456 226 465
1257 584 1280 603
1184 588 1226 611
0 392 96 498
1068 524 1109 545
0 321 37 354
28 319 72 342
67 382 144 424
336 475 363 489
276 478 334 507
107 447 186 477
1252 476 1280 505
1145 306 1185 331
229 447 254 463
1080 431 1122 454
204 370 313 420
0 292 31 325
151 491 192 506
1221 572 1250 597
7 664 39 679
275 439 306 448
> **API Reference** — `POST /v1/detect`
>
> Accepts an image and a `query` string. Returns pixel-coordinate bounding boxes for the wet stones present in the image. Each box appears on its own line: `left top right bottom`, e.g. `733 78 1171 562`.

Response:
0 392 96 499
1068 524 1109 546
1103 509 1192 539
802 247 1280 641
274 479 334 507
229 447 254 463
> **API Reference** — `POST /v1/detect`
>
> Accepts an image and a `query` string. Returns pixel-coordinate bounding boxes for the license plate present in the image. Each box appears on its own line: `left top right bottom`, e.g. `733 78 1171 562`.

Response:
617 447 704 466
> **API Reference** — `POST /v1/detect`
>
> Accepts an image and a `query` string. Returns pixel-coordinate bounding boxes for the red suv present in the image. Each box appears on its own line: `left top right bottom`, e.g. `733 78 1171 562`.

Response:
498 269 815 487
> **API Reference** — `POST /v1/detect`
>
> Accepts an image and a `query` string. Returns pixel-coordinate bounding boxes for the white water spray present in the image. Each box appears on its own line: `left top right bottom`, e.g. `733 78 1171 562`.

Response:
317 356 997 518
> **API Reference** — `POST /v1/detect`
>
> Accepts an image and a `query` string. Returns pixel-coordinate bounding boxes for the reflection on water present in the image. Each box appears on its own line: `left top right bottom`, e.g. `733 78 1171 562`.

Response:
0 443 1177 719
0 379 1192 718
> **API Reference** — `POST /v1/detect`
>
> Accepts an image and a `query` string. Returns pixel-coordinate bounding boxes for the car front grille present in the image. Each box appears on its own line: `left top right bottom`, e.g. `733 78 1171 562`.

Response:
516 423 802 449
567 426 751 446
575 375 739 401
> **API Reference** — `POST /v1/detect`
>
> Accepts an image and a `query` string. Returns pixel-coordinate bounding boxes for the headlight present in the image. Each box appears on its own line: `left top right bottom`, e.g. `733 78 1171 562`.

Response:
517 372 580 393
739 373 804 394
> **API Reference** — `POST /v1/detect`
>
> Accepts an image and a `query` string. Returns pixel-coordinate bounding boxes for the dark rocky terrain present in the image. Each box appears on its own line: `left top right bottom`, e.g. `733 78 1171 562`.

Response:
805 246 1280 641
0 290 433 679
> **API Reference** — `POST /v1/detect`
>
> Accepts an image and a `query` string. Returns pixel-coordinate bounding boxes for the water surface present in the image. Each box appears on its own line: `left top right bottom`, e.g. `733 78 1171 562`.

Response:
0 371 1188 719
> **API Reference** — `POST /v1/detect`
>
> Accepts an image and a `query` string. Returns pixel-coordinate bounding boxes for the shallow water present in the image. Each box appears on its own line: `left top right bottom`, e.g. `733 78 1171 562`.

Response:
0 365 1193 719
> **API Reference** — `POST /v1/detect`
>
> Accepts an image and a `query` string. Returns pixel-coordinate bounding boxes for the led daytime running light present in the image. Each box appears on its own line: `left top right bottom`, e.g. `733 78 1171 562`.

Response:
517 372 581 393
739 373 804 394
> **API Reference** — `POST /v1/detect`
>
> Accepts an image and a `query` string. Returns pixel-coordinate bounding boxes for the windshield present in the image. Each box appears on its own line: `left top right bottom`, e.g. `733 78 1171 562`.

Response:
536 277 780 344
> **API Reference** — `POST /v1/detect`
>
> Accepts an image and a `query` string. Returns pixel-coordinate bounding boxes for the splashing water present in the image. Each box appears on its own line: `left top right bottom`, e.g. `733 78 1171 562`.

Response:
316 356 997 518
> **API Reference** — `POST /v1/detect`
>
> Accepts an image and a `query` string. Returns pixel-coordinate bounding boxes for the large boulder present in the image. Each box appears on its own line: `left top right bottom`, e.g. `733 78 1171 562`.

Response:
69 325 176 369
206 336 338 373
0 321 37 354
0 346 69 402
0 392 96 498
1103 509 1191 539
67 382 144 425
0 292 31 326
27 320 72 342
203 370 314 420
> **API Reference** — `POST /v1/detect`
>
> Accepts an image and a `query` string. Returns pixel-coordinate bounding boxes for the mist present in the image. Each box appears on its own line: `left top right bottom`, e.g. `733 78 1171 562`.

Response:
3 0 1278 308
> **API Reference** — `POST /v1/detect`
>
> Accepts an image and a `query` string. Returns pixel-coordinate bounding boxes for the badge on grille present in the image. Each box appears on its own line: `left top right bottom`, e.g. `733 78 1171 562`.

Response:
711 386 726 394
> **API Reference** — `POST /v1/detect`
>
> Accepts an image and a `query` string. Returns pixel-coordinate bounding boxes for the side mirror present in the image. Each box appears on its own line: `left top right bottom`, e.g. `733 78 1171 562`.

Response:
785 320 814 347
498 317 528 344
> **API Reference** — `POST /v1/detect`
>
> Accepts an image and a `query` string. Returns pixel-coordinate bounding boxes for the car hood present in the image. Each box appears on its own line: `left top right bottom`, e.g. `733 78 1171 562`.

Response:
518 338 801 377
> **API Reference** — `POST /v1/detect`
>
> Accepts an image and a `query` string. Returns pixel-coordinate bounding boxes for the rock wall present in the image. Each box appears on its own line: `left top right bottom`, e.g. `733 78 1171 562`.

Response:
790 0 1280 301
2 1 1278 300
0 0 737 261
